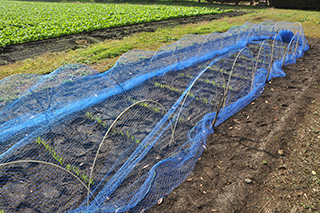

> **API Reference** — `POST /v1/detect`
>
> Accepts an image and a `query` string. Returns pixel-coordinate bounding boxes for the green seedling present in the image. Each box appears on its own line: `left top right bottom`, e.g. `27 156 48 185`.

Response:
82 172 89 184
126 97 185 123
311 128 319 134
35 137 92 186
61 79 73 84
73 166 80 176
66 164 72 171
155 82 221 106
86 110 144 146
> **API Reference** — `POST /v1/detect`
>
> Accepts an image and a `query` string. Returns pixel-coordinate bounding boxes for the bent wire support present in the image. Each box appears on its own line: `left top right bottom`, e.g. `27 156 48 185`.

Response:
0 20 309 212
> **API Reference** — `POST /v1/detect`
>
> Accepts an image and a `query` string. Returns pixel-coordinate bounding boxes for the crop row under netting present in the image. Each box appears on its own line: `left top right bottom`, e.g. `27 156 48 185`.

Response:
0 20 309 212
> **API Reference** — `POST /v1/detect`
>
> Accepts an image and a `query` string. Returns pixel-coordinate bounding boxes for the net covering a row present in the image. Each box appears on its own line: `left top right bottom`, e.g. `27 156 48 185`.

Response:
0 20 309 212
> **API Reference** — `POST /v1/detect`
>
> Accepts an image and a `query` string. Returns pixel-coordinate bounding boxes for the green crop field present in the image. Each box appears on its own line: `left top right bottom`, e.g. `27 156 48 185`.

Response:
0 0 230 47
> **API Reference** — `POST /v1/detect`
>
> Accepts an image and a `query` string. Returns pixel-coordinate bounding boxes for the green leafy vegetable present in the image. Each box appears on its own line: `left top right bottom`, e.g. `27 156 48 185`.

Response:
0 0 229 47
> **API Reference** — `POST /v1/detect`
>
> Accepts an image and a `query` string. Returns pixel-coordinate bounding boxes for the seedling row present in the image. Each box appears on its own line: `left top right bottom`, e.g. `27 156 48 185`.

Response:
35 137 94 186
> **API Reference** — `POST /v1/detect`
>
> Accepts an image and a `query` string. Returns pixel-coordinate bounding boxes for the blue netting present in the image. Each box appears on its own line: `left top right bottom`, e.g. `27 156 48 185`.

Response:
0 20 309 212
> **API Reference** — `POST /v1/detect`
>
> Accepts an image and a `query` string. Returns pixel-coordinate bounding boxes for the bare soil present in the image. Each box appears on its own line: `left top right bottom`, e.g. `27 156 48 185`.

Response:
148 37 320 213
0 12 319 213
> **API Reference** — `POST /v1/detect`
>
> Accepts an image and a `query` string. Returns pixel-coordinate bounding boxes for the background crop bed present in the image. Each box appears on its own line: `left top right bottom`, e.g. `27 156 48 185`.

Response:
0 0 229 47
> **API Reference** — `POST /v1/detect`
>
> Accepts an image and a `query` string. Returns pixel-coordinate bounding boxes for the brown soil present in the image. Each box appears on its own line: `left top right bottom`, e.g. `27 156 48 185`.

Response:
147 37 320 212
1 12 319 213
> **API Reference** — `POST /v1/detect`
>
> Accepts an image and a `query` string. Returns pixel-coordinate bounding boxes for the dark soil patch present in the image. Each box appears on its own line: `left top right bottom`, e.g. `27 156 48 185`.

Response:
147 37 320 212
0 11 247 65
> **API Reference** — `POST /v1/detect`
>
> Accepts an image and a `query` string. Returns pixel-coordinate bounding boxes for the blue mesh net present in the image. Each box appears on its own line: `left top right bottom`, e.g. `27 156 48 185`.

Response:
0 20 309 212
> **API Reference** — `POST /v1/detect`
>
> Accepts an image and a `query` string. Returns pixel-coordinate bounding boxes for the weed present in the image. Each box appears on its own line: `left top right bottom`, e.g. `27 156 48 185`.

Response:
311 127 319 134
301 203 310 209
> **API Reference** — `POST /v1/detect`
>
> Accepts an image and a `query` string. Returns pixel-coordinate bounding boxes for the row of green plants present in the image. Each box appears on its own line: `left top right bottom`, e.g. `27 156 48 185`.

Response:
206 67 251 80
196 64 255 80
232 52 284 61
125 97 185 123
176 74 234 90
233 63 259 70
231 54 254 61
155 81 223 106
249 44 287 50
85 111 144 145
232 54 270 64
84 98 185 146
0 0 228 47
35 137 94 185
0 95 19 103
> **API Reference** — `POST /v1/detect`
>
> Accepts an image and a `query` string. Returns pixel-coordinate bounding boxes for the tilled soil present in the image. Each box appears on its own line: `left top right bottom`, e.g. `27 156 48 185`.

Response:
148 37 320 212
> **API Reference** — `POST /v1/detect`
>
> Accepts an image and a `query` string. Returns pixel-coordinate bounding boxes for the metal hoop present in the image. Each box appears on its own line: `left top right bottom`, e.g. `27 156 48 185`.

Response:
225 46 254 107
0 159 100 210
87 100 171 204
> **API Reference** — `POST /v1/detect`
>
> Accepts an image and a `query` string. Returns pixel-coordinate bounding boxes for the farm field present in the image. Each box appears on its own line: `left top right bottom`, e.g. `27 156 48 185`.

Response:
0 1 320 212
0 0 229 47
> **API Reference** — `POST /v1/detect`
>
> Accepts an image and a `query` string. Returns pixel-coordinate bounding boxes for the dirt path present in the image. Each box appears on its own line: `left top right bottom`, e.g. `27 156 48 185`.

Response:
0 11 247 65
147 37 320 212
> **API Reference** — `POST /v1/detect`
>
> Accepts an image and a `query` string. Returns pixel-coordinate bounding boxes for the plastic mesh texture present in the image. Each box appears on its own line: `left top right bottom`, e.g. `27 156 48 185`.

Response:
0 20 309 212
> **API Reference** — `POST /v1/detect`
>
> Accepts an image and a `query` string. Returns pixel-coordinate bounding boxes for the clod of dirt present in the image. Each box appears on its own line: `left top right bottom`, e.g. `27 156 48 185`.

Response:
157 198 163 205
245 178 253 184
278 149 284 155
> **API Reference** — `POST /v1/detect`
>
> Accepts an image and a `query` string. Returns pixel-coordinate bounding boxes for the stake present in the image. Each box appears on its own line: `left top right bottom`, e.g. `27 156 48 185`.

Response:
212 92 227 130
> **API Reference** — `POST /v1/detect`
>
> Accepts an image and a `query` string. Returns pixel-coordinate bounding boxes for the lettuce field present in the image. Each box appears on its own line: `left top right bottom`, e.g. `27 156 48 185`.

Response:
0 0 229 47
